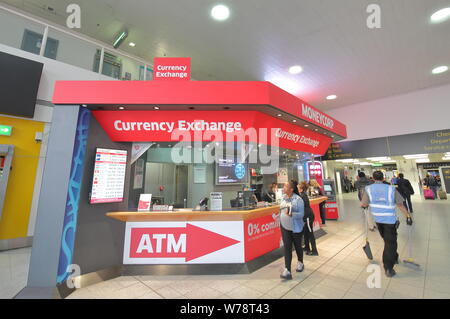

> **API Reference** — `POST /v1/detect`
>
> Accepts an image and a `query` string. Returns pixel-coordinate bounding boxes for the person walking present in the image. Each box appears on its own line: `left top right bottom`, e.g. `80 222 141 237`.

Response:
355 172 376 231
309 179 327 225
397 173 415 213
426 174 439 199
361 171 413 277
298 181 318 256
279 180 305 280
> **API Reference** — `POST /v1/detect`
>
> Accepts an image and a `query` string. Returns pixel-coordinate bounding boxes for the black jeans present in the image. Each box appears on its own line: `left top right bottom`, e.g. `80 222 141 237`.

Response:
319 203 326 224
303 217 317 253
376 223 399 271
281 225 304 272
403 194 413 213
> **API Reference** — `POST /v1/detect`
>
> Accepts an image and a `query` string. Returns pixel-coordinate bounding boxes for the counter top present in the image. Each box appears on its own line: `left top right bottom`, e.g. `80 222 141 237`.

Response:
106 196 327 222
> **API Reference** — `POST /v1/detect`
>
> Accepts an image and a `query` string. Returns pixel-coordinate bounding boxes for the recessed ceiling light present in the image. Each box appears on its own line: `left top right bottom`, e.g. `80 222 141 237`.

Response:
129 42 136 47
211 4 230 21
432 65 449 74
288 65 303 74
314 129 318 131
118 106 125 110
304 124 309 127
430 7 450 23
277 114 282 117
154 106 160 110
292 119 297 122
326 95 337 100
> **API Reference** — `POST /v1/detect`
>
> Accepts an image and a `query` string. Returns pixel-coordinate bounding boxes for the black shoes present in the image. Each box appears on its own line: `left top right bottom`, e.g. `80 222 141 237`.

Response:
307 251 319 256
385 268 396 277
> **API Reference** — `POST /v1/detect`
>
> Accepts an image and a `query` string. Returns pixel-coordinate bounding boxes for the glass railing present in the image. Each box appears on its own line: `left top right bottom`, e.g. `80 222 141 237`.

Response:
0 6 154 80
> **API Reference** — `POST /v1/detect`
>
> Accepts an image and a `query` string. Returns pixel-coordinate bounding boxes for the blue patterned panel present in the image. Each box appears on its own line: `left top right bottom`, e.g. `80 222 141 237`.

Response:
57 107 91 284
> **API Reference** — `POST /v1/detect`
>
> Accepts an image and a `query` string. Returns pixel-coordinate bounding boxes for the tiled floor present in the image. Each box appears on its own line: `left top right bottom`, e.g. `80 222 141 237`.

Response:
2 193 450 299
0 247 31 299
67 193 450 299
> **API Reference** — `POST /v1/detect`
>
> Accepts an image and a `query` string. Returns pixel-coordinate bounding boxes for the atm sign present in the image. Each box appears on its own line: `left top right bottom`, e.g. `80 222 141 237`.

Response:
0 125 12 136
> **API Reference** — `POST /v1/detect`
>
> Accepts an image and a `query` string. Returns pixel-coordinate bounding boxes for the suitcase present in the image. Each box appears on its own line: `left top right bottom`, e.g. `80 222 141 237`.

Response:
438 190 447 200
424 188 435 200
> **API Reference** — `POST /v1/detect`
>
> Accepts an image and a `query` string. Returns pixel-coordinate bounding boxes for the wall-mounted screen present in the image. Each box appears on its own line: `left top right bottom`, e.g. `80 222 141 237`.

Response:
215 158 248 185
0 51 43 118
90 148 128 204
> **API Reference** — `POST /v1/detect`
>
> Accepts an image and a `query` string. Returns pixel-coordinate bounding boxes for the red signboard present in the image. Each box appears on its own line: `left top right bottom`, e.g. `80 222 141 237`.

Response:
307 161 324 186
244 213 281 262
92 110 333 154
52 81 347 138
153 57 191 81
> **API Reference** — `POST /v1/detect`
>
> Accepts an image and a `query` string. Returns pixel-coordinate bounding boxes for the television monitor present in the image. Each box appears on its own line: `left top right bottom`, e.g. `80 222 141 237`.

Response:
324 185 333 192
90 148 128 204
0 52 43 118
215 158 248 185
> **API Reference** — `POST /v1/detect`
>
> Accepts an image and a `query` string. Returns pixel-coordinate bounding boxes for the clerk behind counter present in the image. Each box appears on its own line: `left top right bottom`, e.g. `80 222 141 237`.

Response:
262 182 278 203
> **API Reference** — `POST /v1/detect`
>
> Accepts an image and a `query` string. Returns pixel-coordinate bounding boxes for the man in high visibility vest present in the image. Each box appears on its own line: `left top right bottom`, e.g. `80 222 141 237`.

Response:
361 171 413 277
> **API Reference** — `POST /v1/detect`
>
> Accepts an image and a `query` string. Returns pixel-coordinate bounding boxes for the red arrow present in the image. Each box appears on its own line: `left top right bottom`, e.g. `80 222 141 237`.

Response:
129 223 240 262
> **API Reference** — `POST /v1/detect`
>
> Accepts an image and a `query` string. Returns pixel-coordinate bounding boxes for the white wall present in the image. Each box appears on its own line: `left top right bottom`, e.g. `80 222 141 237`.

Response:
328 83 450 141
1 43 116 238
0 44 114 103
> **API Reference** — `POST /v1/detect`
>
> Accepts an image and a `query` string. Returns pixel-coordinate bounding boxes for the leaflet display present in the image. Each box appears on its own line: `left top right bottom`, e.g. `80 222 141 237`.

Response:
90 148 128 204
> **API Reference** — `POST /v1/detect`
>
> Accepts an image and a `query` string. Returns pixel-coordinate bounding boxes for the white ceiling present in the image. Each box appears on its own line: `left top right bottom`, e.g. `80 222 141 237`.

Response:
3 0 450 110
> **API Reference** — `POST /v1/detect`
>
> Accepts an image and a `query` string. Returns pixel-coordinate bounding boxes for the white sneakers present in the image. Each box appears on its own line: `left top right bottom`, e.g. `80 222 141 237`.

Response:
280 268 293 280
280 262 304 280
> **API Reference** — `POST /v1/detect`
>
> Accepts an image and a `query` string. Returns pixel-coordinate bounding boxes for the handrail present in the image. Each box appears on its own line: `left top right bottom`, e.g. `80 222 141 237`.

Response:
0 3 153 70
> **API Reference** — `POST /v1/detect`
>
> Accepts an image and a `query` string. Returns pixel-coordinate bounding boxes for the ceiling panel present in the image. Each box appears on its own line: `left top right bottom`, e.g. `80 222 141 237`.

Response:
2 0 450 110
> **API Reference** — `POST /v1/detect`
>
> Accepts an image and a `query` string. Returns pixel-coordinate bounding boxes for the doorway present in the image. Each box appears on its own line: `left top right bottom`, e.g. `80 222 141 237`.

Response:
175 165 189 208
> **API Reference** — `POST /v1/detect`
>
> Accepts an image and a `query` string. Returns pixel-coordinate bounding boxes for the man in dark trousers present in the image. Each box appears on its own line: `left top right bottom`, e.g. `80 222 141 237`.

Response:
397 173 415 213
361 171 413 277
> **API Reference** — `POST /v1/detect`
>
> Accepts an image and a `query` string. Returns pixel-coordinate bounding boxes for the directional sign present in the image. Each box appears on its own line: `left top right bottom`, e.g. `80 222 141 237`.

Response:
0 125 12 136
124 221 244 264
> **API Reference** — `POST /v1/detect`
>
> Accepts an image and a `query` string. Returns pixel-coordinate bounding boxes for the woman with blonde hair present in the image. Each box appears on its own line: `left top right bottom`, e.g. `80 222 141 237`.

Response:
309 179 327 225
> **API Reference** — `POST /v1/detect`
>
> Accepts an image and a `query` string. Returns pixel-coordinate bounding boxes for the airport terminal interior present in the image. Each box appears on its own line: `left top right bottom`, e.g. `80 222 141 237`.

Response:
1 0 450 302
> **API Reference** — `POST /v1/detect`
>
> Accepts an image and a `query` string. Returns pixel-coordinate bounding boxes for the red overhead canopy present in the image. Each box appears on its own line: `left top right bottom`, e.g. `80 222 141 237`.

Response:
53 80 347 139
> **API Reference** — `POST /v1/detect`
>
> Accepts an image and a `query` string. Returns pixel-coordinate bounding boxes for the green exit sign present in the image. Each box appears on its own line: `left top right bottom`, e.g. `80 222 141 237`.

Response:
0 125 12 136
372 163 383 167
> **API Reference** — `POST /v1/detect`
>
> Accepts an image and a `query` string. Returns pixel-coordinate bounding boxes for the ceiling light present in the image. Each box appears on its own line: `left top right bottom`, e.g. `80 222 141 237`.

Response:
113 30 128 49
404 154 428 159
379 160 397 163
367 157 391 161
304 124 309 127
154 106 160 110
211 4 230 21
277 114 282 117
432 65 449 74
118 106 125 110
415 158 430 163
129 42 136 47
430 7 450 23
442 157 450 161
326 95 337 100
292 119 297 123
288 65 303 74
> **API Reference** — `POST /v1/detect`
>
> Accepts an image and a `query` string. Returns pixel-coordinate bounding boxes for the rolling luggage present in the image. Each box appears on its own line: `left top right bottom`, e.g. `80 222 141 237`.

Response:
438 189 447 200
424 188 434 200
